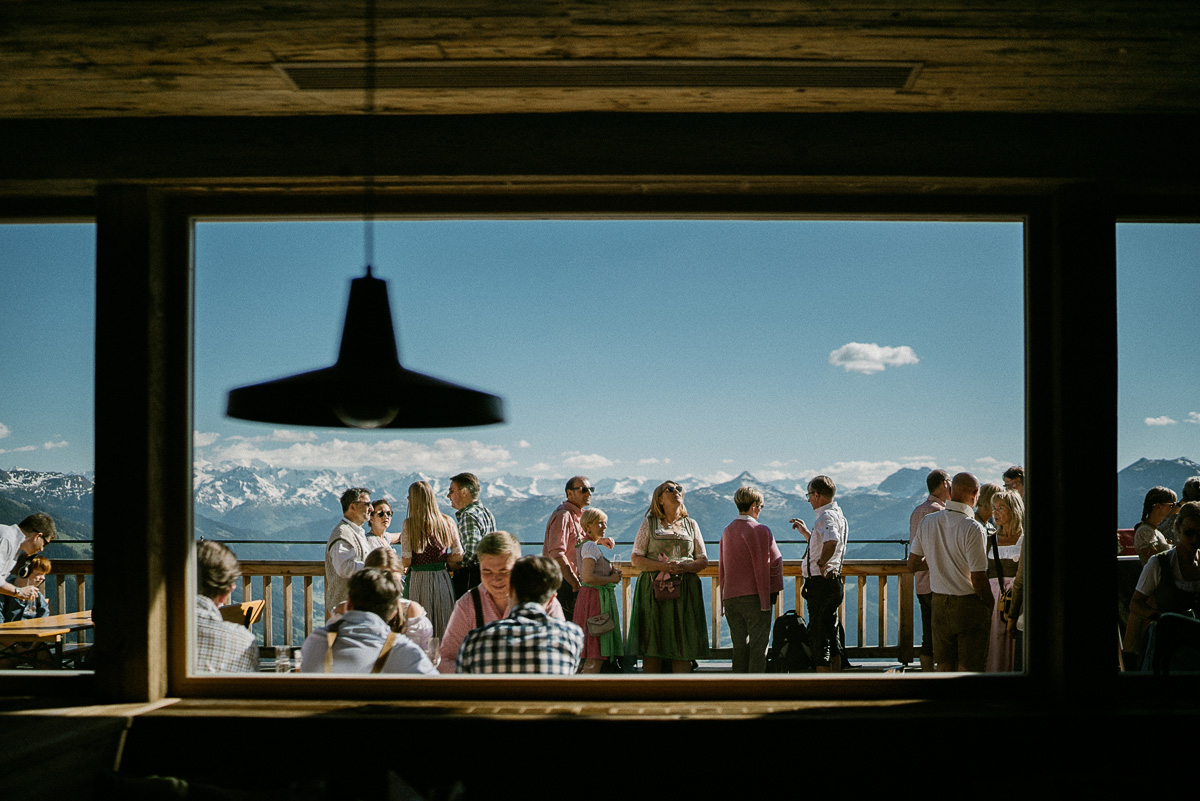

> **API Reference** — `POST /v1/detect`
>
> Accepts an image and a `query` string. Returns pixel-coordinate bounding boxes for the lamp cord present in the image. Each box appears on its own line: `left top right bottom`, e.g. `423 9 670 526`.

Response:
363 0 377 273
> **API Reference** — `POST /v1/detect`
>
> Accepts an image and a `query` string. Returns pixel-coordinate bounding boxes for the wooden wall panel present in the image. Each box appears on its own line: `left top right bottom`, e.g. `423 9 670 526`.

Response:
2 1 1199 117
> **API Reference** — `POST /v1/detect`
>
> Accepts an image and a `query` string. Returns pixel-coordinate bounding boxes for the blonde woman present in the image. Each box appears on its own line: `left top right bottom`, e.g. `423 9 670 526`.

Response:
626 481 709 673
401 481 463 638
986 489 1024 672
975 482 1002 535
573 508 624 673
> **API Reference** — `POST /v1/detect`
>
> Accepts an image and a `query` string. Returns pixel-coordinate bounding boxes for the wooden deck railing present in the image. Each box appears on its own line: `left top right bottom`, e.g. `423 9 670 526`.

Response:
46 558 916 664
43 559 92 615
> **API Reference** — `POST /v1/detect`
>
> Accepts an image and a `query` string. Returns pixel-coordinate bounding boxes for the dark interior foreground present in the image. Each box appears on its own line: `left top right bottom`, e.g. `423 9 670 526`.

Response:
3 1 1199 796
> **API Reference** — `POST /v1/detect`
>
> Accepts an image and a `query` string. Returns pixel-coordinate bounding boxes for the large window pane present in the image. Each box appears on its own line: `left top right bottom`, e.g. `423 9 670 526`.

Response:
0 223 95 670
193 219 1024 675
1117 223 1200 672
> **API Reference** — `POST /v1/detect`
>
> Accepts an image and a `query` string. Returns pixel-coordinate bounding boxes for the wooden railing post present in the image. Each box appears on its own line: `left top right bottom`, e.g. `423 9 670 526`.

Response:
283 576 294 646
304 577 314 637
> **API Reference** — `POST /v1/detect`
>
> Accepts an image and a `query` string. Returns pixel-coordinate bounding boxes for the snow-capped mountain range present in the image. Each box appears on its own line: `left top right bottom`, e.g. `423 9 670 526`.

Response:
8 458 1200 561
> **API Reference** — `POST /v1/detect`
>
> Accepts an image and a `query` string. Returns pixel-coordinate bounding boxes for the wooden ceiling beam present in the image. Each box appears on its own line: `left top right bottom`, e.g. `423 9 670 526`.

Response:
2 113 1199 199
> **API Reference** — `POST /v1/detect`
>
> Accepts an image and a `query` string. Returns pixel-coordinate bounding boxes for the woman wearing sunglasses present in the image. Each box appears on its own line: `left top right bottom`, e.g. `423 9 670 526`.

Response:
626 481 709 673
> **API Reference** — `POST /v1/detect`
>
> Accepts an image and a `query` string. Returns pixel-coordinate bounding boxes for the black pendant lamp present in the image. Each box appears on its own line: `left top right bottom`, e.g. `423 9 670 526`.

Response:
226 267 504 428
226 0 504 430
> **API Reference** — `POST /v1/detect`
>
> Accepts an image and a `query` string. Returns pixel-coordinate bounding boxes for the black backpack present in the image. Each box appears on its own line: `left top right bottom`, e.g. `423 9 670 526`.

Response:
765 610 814 673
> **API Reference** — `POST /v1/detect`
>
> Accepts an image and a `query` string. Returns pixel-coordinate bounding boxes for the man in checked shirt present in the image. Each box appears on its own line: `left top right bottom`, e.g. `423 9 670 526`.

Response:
456 556 584 674
447 471 496 598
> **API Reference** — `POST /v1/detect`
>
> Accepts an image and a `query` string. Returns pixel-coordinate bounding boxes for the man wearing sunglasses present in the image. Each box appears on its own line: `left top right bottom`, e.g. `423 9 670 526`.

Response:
0 513 56 606
543 476 593 621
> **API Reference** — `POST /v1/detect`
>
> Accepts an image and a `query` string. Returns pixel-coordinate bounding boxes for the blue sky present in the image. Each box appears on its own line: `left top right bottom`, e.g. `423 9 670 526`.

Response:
1117 224 1200 467
0 223 95 474
0 218 1052 487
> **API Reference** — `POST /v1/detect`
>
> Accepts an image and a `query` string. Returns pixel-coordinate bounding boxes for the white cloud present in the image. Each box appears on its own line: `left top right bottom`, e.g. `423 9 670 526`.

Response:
828 342 919 375
221 430 320 445
701 470 737 485
207 436 514 472
819 460 931 488
561 451 616 469
528 462 553 473
638 457 661 465
43 440 68 449
0 422 9 439
974 456 1005 467
1187 412 1200 425
722 459 735 464
774 459 939 489
1145 416 1178 426
270 429 318 443
0 445 37 454
194 431 221 448
517 440 531 448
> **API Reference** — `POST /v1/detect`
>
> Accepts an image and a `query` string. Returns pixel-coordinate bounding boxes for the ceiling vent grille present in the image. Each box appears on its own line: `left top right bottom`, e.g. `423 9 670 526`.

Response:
279 60 921 91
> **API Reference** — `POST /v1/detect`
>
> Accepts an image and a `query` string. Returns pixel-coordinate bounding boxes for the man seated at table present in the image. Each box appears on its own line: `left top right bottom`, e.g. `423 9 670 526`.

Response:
1 555 51 623
438 531 567 672
195 540 259 673
457 555 584 675
300 568 437 675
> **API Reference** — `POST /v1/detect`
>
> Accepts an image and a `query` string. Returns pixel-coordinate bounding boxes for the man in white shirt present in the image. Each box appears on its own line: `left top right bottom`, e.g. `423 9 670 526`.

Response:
908 472 994 672
791 475 848 672
0 513 56 605
324 487 374 615
909 469 952 671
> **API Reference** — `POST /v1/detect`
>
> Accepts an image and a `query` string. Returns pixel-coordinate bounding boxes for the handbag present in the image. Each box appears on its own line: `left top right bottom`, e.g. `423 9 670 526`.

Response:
652 572 682 600
587 613 615 636
998 583 1015 622
989 532 1012 620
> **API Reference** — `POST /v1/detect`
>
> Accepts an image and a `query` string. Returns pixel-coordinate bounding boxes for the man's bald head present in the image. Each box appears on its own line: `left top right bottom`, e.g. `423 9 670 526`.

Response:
950 472 981 505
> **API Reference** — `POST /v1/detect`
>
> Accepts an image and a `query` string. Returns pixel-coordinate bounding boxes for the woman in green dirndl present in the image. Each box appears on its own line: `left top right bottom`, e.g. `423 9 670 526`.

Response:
627 480 710 673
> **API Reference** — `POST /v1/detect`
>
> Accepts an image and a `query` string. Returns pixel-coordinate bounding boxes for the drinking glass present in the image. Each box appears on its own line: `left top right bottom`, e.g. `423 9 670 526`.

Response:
425 637 441 669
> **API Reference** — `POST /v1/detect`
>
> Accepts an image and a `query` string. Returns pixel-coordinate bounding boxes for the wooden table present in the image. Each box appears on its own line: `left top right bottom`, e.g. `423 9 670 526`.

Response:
0 610 93 669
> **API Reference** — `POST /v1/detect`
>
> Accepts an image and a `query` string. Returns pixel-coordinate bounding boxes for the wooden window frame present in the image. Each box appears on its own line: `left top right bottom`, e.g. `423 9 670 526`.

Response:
0 183 1154 705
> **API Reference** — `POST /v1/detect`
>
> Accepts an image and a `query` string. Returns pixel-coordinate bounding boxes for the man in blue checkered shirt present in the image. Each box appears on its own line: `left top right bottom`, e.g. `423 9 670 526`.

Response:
456 555 584 674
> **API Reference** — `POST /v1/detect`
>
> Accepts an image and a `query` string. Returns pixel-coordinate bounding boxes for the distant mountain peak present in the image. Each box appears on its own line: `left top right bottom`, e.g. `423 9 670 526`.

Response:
876 466 936 497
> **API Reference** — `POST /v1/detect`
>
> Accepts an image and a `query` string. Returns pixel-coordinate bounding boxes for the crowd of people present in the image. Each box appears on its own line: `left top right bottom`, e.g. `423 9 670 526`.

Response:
2 465 1038 675
183 464 1045 675
185 471 855 675
906 466 1026 673
18 458 1200 675
1123 477 1200 670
